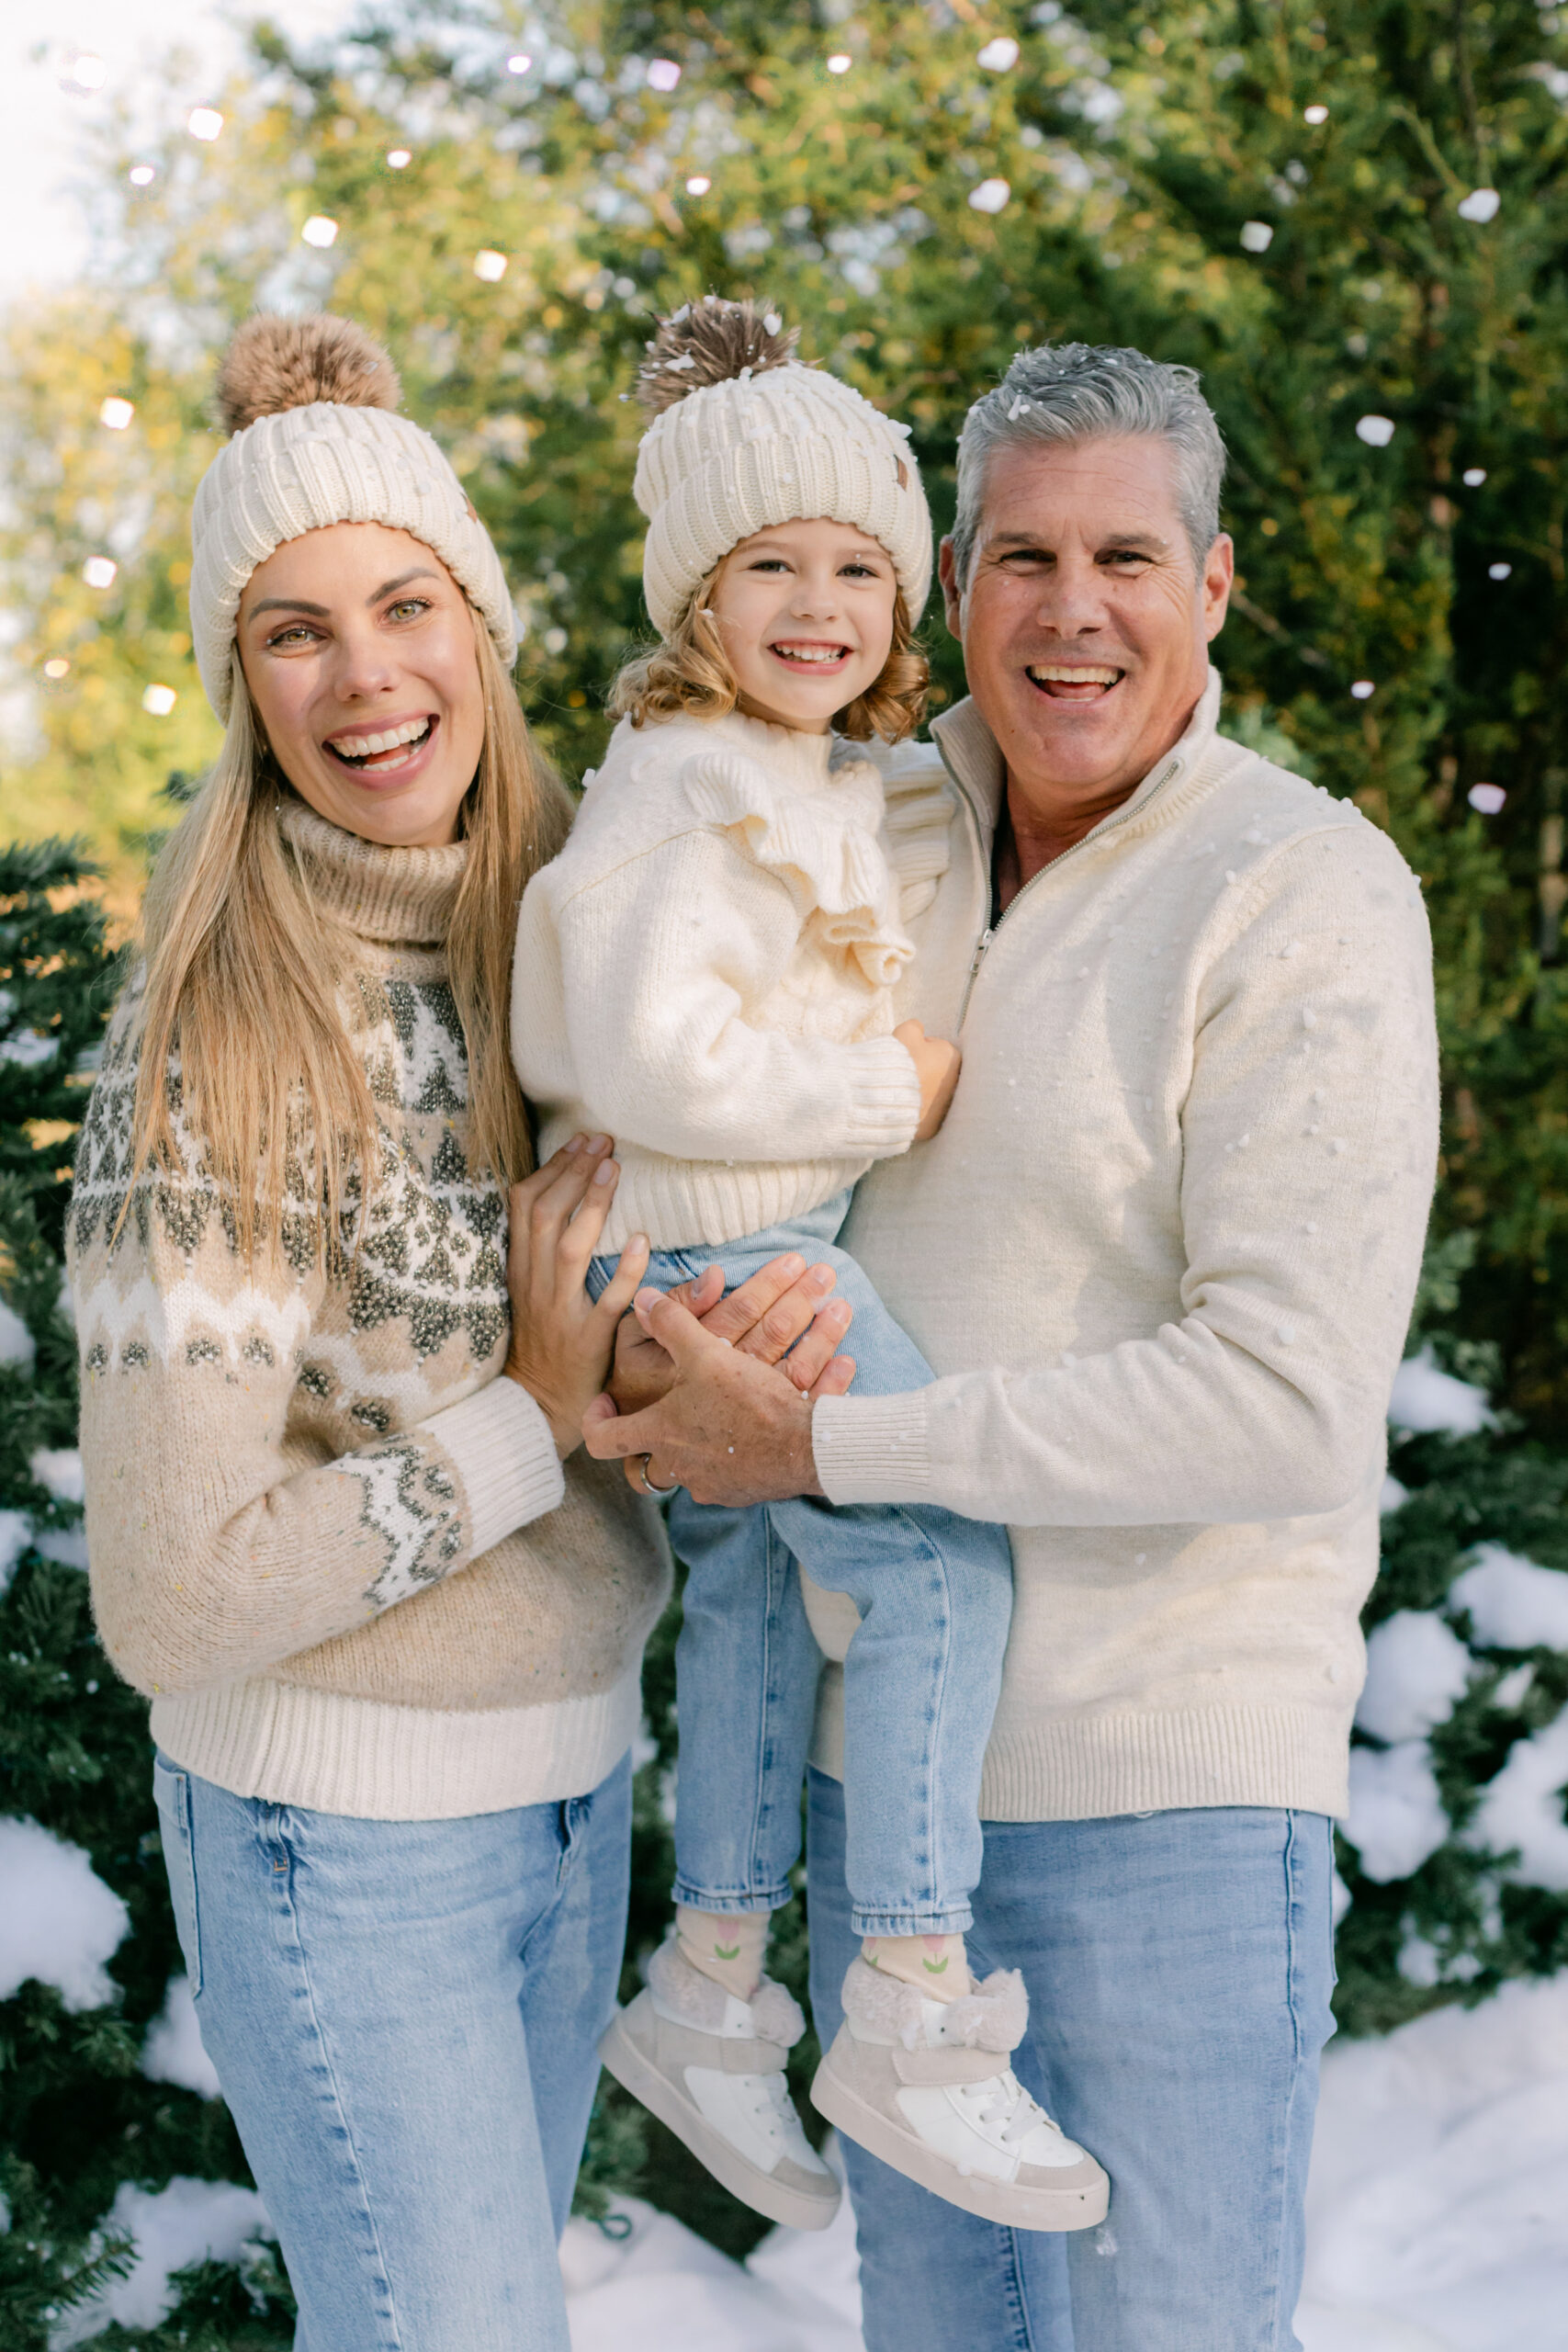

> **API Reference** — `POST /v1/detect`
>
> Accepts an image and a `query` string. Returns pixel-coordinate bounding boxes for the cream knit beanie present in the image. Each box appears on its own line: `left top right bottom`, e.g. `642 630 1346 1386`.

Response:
189 313 517 720
633 300 932 634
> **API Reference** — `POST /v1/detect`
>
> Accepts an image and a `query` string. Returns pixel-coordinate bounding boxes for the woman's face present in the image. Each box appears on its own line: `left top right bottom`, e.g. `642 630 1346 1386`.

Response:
707 517 897 734
237 521 488 848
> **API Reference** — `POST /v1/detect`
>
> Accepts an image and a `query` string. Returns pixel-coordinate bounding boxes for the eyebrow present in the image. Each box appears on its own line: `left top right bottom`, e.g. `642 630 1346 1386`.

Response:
988 530 1172 556
244 569 442 621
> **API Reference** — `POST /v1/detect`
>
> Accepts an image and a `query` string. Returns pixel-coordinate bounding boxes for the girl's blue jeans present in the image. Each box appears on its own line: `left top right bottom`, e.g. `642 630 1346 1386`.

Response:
590 1189 1014 1938
152 1748 631 2352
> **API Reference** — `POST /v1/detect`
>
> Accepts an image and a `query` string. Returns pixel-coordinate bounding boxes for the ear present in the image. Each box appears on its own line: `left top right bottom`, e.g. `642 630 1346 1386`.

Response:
1201 532 1235 643
937 537 964 641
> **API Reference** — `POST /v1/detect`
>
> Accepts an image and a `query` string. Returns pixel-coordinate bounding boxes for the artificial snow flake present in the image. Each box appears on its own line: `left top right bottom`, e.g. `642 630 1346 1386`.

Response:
387 149 411 169
1487 560 1512 581
64 53 107 92
684 175 711 195
301 215 338 248
141 684 176 717
978 37 1021 70
1239 220 1274 252
129 164 156 186
41 658 69 680
1303 103 1329 123
187 107 223 141
98 397 134 430
827 52 853 74
1457 187 1500 222
82 557 117 590
1468 783 1506 814
647 58 682 91
1356 413 1395 447
1462 466 1487 486
506 52 532 74
1350 680 1375 699
473 249 508 281
969 177 1011 214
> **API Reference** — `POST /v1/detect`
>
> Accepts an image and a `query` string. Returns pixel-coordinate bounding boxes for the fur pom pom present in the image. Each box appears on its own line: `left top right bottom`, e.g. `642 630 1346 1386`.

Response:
215 311 400 435
637 294 799 414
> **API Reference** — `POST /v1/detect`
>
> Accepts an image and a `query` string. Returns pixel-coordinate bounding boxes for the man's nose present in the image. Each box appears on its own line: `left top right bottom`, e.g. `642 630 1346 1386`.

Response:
1032 552 1108 634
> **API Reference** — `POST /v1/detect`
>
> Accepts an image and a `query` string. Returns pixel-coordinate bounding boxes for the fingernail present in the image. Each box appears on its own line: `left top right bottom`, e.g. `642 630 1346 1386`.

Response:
807 1267 833 1291
593 1159 617 1184
586 1133 611 1153
781 1254 805 1274
630 1232 649 1253
828 1299 851 1322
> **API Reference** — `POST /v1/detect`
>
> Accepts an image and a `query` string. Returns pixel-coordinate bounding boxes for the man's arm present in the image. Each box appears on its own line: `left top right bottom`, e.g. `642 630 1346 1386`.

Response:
588 823 1439 1521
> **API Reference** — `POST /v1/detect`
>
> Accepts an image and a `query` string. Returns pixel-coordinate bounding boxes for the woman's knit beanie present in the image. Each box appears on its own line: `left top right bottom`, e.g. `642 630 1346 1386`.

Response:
633 298 932 634
189 312 516 720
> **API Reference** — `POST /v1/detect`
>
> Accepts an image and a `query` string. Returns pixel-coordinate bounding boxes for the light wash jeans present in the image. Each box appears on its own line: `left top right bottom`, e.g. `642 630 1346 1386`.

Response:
590 1191 1013 1937
152 1748 632 2352
807 1770 1337 2352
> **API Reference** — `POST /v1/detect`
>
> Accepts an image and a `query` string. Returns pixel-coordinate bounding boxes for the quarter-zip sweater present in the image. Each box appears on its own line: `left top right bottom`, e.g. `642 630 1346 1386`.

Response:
806 671 1439 1822
69 805 670 1820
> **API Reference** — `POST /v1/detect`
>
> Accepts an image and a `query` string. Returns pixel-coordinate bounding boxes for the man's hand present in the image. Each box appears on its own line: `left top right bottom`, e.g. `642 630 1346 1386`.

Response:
608 1251 855 1419
584 1288 839 1506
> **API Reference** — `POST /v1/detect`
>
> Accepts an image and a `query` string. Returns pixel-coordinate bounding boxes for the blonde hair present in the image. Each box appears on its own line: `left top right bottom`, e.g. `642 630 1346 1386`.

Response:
126 611 570 1261
610 572 929 744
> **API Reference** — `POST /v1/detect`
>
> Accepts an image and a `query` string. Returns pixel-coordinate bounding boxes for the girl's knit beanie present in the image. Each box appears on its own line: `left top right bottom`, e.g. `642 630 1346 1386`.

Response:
633 298 932 634
188 312 516 719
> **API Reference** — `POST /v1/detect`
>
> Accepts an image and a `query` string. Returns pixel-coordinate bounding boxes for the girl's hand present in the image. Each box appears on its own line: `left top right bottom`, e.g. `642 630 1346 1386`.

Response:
502 1135 651 1458
895 1021 963 1141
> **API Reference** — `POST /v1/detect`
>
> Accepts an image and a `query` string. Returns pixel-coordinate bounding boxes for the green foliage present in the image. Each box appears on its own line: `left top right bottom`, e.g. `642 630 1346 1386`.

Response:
3 0 1568 2330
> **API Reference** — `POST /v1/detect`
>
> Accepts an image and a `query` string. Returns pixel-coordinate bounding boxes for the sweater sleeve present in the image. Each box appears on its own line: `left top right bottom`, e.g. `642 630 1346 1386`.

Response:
813 823 1439 1526
69 1057 563 1698
552 827 921 1165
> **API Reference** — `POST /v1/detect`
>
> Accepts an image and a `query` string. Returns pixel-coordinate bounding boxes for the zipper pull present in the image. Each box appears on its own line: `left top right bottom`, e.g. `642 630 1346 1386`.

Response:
968 925 994 979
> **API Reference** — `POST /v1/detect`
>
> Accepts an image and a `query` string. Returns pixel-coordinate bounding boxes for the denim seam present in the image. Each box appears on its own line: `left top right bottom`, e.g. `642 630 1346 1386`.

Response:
1259 1808 1307 2352
258 1806 405 2352
847 1504 960 1931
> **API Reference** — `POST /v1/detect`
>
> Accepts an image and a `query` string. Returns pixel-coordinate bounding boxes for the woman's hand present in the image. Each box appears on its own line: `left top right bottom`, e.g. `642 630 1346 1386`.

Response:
502 1135 651 1458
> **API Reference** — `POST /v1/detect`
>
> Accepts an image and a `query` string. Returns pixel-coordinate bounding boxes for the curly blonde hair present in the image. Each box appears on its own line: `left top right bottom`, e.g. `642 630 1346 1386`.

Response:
610 572 929 743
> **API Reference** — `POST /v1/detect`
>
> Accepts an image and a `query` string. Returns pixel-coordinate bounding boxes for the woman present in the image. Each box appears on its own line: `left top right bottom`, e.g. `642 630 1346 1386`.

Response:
67 311 841 2351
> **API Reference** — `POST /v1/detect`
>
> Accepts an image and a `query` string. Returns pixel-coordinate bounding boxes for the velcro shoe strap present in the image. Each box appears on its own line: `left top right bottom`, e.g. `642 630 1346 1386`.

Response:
892 2045 1004 2086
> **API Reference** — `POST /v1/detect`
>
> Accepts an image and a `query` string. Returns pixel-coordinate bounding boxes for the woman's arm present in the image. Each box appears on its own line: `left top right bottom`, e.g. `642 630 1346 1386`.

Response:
73 1129 642 1698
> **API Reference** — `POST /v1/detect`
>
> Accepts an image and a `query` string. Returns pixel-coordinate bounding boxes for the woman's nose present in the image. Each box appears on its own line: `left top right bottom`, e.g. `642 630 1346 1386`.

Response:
328 628 400 698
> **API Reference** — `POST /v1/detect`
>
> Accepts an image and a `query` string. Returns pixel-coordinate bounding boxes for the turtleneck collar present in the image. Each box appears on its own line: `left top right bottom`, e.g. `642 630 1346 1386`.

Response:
279 798 468 945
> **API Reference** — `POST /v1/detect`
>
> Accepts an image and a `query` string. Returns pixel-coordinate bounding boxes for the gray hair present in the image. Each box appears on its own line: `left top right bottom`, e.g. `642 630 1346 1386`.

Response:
949 343 1227 586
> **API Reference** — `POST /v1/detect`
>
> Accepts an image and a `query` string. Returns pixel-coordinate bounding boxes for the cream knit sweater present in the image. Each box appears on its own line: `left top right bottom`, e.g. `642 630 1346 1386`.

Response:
513 709 953 1252
69 806 670 1820
805 672 1439 1822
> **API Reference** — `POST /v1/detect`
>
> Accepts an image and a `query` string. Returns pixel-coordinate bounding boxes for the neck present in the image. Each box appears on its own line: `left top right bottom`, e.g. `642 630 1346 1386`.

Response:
995 770 1138 907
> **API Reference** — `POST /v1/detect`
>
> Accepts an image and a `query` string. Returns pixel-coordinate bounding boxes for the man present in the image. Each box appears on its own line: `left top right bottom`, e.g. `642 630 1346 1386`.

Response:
588 343 1438 2348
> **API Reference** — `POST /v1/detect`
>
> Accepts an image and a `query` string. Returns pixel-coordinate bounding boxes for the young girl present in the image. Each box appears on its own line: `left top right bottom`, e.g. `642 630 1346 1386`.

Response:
513 301 1107 2234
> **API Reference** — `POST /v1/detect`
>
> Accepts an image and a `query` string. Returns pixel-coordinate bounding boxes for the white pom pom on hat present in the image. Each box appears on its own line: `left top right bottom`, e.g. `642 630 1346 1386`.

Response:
635 361 933 634
189 313 517 720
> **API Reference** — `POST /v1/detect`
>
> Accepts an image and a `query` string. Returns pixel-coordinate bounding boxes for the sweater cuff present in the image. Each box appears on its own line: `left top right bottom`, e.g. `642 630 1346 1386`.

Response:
840 1035 923 1158
420 1378 565 1561
812 1387 933 1505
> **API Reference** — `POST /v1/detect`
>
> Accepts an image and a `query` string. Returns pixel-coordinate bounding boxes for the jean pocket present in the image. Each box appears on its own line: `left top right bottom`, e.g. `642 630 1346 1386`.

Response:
152 1753 204 1998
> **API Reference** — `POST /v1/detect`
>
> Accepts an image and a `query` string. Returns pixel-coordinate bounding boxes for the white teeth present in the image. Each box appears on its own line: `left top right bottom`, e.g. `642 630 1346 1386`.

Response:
330 718 432 758
1027 665 1122 685
774 647 845 663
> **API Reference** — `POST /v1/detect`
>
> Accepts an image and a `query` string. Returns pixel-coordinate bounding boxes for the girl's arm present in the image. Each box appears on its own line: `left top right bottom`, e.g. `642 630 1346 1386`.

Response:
551 829 922 1166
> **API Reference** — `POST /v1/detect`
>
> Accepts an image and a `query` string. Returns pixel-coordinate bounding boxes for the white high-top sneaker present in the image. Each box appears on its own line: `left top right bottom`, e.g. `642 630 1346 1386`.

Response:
598 1938 840 2231
811 1958 1109 2231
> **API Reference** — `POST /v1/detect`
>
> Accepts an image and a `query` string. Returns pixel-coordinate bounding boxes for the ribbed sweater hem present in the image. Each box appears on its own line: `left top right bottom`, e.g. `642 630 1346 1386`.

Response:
807 1684 1351 1822
589 1151 882 1256
812 1387 932 1502
151 1668 642 1821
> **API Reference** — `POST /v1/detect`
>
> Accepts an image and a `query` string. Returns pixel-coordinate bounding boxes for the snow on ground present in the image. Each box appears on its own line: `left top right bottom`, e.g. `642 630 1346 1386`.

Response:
0 1815 128 2009
50 1977 1568 2346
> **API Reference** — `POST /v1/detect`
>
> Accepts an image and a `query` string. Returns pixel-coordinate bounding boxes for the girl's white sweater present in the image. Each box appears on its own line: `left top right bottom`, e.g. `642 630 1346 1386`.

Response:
513 710 952 1252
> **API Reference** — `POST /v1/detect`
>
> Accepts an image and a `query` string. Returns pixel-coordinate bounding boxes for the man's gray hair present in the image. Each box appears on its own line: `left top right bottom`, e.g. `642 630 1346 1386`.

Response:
950 343 1227 586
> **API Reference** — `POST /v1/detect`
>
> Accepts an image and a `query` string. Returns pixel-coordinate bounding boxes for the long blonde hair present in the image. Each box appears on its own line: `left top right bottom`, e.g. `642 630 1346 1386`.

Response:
127 611 570 1261
610 574 929 744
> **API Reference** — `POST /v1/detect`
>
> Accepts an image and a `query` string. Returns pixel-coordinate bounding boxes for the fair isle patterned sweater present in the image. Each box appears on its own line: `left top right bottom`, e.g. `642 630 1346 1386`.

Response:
68 804 670 1820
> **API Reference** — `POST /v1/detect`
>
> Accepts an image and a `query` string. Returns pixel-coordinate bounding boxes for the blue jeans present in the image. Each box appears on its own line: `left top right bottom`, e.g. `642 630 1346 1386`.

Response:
152 1749 632 2352
590 1193 1013 1936
807 1770 1337 2352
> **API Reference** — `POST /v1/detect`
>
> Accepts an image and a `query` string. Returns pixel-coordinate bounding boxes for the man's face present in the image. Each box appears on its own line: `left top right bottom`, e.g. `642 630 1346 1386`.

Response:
940 434 1233 809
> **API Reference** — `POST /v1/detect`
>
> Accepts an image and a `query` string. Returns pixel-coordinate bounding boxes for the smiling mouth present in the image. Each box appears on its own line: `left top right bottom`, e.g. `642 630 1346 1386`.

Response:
769 642 852 668
324 716 435 772
1025 663 1125 701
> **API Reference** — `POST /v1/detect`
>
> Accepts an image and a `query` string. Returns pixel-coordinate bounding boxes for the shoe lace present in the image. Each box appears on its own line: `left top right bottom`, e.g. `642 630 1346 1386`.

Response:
959 2067 1057 2152
741 2068 800 2146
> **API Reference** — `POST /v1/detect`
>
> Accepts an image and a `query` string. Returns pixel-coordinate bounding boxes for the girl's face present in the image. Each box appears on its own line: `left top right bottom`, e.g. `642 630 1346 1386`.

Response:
237 521 487 848
706 517 898 734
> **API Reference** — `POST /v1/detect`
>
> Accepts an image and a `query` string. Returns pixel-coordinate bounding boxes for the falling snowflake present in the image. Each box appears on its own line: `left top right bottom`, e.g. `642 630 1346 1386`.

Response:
82 557 117 590
1303 103 1329 123
1457 187 1500 222
141 684 176 717
187 107 223 141
647 59 682 91
827 52 853 74
1239 220 1274 252
969 178 1011 214
1356 414 1395 447
1488 560 1512 581
977 37 1021 70
1350 680 1375 700
684 175 711 196
98 398 134 430
474 250 508 281
301 216 338 248
387 149 412 169
506 52 532 75
1462 467 1487 486
1468 784 1506 814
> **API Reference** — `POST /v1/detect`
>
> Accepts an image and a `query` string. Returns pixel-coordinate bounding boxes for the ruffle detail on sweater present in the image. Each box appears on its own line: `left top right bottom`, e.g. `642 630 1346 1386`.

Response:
679 745 915 989
879 752 956 923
